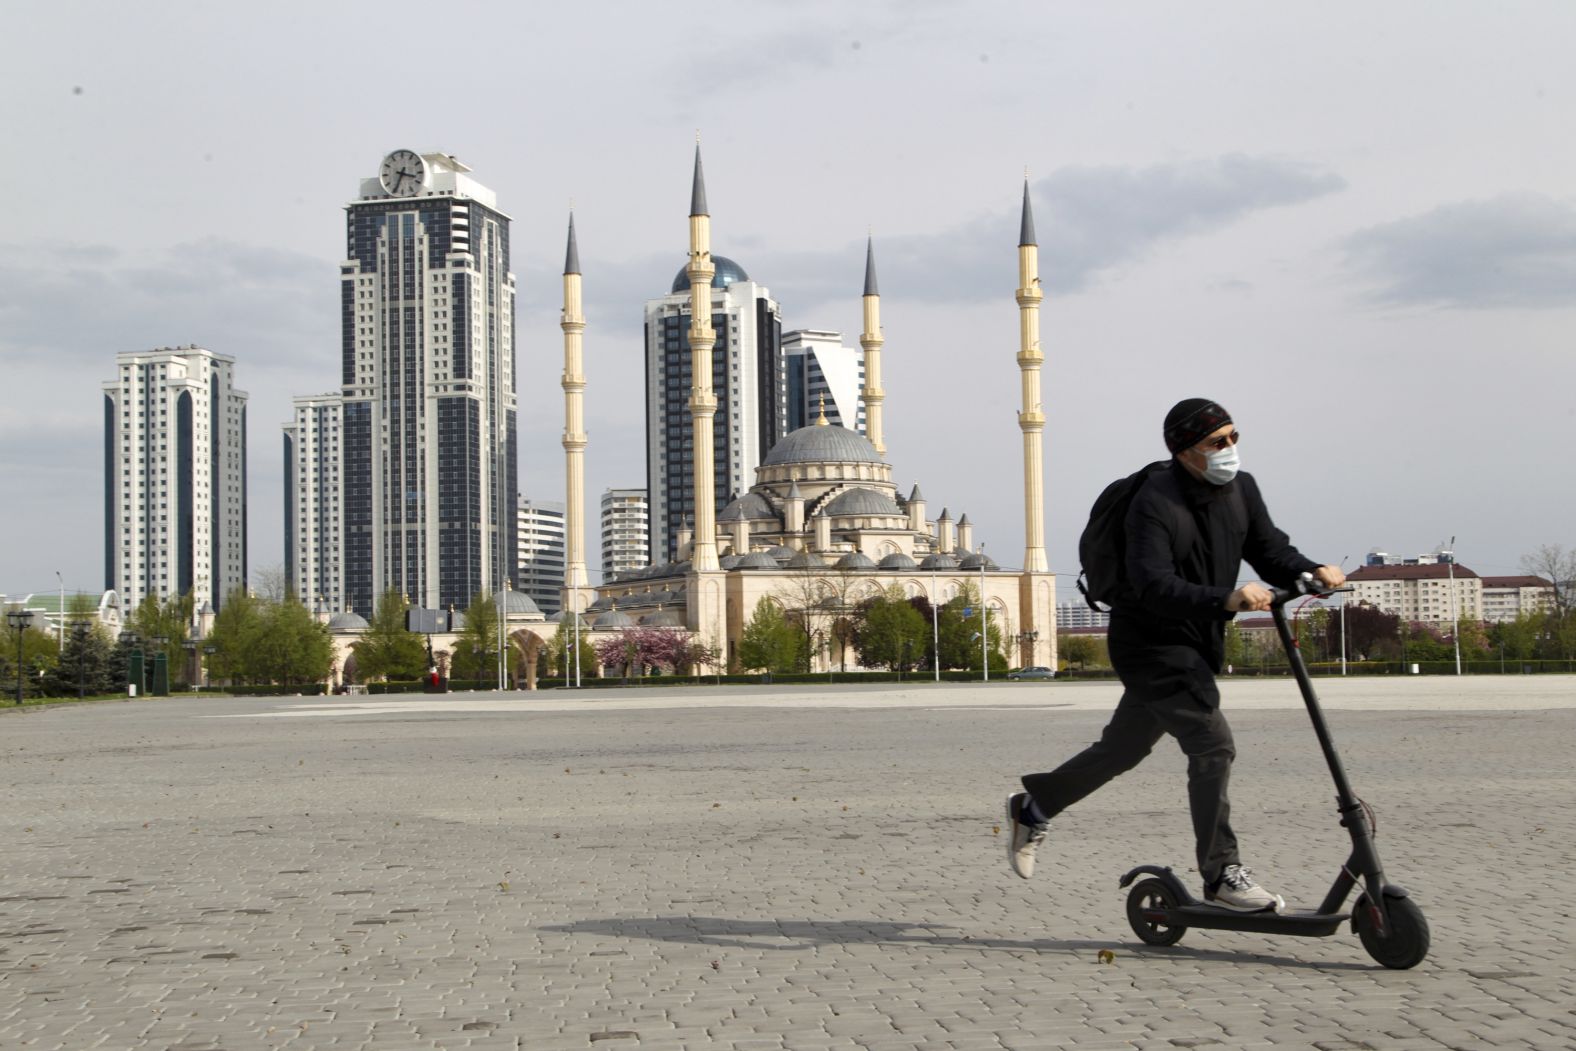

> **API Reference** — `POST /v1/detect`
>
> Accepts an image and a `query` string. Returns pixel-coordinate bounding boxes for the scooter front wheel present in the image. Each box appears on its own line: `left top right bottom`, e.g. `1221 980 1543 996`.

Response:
1354 893 1429 969
1126 877 1187 947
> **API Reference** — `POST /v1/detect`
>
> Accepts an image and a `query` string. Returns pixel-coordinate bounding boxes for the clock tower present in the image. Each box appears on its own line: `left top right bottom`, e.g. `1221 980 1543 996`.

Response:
335 151 518 616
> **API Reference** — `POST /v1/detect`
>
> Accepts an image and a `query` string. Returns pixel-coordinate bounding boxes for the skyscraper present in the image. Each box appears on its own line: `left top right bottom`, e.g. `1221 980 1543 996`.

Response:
337 150 517 615
516 498 566 615
103 345 247 612
644 152 783 564
283 393 343 612
600 488 650 581
782 329 865 433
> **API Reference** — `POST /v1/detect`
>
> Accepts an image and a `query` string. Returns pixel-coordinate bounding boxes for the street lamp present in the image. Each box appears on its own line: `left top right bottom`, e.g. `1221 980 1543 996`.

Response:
1446 536 1462 676
7 609 35 705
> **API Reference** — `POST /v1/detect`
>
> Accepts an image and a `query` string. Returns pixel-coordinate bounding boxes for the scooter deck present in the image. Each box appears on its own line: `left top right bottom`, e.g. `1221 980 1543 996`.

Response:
1162 904 1349 937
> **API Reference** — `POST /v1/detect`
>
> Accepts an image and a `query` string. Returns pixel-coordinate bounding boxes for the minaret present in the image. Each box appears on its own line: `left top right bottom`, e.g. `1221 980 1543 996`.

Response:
560 213 590 613
1016 179 1049 573
686 145 721 572
859 237 886 456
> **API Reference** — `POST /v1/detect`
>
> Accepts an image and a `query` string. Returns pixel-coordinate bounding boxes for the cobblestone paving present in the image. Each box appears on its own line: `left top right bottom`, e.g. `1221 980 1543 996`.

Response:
1 681 1573 1050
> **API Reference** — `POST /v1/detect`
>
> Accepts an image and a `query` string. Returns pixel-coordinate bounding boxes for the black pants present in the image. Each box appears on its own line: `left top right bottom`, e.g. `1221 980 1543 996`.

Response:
1021 641 1238 883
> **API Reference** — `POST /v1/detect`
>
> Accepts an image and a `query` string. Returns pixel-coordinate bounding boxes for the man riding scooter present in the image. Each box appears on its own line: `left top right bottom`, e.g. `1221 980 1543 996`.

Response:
1007 398 1344 911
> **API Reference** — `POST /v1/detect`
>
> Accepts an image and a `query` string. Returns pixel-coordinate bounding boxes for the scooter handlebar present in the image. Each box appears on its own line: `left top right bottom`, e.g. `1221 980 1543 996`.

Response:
1269 573 1355 607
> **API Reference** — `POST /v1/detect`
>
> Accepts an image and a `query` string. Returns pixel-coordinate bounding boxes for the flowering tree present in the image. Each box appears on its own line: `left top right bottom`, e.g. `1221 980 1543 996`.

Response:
594 626 696 677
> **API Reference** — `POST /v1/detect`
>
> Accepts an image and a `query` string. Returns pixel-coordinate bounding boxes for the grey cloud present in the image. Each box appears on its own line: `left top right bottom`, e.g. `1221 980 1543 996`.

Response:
1343 193 1576 309
739 154 1345 311
0 237 336 368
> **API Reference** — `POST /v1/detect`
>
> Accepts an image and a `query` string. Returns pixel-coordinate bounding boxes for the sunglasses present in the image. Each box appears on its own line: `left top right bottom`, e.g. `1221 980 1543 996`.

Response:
1197 430 1240 452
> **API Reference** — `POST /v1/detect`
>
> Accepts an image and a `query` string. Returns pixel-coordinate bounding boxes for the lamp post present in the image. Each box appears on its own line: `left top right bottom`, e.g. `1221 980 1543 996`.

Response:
980 544 989 683
1446 536 1462 676
7 609 34 705
55 570 65 654
151 634 169 697
929 564 940 682
183 640 198 691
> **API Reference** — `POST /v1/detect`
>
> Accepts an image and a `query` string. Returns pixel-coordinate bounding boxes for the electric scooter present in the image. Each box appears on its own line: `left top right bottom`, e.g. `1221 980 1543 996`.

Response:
1119 575 1431 969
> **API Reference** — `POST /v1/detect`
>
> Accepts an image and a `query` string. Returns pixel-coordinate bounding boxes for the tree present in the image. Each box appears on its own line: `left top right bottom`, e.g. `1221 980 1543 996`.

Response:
853 586 928 671
738 599 802 674
43 623 118 697
1521 544 1576 620
205 588 265 684
548 616 597 679
249 598 333 685
2 617 59 700
451 592 501 683
354 589 427 682
1058 633 1106 671
934 584 1007 671
126 591 194 686
1326 603 1401 662
592 626 699 678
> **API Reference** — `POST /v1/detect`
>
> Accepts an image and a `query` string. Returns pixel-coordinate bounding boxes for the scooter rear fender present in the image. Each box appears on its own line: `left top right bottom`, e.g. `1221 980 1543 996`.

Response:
1119 864 1197 904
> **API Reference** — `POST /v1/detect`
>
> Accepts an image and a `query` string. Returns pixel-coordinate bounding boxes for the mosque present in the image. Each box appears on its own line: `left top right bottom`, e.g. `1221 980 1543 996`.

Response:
557 148 1057 674
323 148 1056 682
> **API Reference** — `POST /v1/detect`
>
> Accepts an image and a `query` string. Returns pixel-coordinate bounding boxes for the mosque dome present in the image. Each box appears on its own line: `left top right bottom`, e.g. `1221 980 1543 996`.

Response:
957 552 999 571
327 610 369 631
920 553 959 570
593 607 635 629
878 552 918 570
735 552 780 570
823 487 901 517
763 424 882 467
670 255 751 294
836 551 878 570
785 549 826 569
719 491 776 522
641 609 687 627
501 590 542 616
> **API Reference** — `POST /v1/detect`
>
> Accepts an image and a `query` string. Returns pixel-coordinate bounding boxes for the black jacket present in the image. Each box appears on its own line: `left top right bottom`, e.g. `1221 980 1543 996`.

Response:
1111 461 1318 673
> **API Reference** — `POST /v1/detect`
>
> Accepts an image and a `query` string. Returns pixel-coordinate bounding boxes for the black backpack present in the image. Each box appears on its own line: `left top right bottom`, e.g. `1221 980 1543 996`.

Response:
1075 461 1170 612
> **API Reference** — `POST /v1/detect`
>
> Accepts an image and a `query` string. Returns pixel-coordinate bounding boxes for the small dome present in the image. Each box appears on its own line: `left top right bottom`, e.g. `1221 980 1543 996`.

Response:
671 255 750 293
720 554 743 570
641 609 687 627
719 491 776 522
957 552 999 571
502 590 542 616
735 552 780 570
585 595 612 612
593 607 635 629
824 487 901 517
327 610 368 631
920 553 959 570
766 545 798 563
878 552 918 570
785 549 826 569
836 551 878 570
763 424 883 467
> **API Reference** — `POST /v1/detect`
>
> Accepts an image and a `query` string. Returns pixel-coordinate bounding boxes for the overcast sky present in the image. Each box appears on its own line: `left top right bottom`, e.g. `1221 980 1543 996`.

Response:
3 1 1573 605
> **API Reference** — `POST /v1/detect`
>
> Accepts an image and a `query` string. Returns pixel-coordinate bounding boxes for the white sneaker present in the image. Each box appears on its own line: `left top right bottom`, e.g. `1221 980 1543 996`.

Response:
1005 792 1049 879
1205 864 1285 913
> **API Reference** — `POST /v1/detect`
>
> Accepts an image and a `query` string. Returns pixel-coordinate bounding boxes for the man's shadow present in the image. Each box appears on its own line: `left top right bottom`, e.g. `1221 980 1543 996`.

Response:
540 916 1372 971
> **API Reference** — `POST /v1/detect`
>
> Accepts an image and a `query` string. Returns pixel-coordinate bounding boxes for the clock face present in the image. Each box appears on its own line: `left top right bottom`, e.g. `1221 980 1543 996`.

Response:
379 150 426 197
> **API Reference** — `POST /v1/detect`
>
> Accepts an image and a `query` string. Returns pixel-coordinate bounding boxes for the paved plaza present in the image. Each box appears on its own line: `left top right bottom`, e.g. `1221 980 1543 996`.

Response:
2 677 1573 1050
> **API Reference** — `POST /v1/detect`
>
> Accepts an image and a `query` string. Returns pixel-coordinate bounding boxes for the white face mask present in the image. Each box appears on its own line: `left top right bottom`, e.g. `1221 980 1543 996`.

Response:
1201 445 1240 485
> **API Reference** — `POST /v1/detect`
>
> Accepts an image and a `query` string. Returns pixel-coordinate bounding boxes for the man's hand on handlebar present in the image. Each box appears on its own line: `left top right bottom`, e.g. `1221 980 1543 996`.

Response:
1313 565 1346 590
1226 582 1274 613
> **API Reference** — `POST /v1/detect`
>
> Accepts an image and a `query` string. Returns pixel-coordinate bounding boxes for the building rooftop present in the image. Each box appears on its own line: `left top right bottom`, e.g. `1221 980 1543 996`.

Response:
1348 564 1481 581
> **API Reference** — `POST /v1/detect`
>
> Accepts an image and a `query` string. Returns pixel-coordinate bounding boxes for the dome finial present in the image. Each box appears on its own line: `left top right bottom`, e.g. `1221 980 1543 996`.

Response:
815 393 829 426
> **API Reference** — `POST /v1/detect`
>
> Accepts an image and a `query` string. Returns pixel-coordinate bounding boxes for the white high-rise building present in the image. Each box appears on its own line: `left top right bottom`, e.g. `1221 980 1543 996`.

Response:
338 150 518 617
517 498 565 615
283 393 343 612
600 488 650 581
103 346 248 612
644 255 783 564
783 329 865 434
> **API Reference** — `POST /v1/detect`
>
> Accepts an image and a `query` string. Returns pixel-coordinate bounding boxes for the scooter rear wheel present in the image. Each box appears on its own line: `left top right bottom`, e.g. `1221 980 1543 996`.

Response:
1354 893 1429 969
1126 877 1187 947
